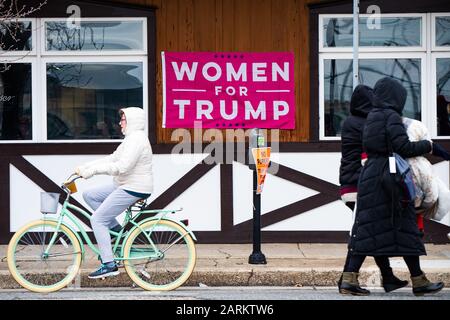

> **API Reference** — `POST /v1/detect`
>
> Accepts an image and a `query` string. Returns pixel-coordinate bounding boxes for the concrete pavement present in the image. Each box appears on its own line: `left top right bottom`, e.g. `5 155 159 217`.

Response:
1 243 450 289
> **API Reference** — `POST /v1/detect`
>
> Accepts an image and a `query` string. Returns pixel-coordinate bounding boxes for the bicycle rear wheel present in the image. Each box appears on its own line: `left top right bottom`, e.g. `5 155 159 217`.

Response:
123 219 196 291
7 220 82 293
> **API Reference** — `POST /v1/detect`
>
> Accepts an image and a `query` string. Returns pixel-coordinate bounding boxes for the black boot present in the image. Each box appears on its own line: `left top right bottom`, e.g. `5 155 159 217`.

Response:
382 274 409 293
337 274 343 290
339 272 370 296
411 273 445 296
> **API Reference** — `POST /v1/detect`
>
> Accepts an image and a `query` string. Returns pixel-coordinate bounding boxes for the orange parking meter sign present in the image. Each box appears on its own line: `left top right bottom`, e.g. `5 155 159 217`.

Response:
251 147 271 194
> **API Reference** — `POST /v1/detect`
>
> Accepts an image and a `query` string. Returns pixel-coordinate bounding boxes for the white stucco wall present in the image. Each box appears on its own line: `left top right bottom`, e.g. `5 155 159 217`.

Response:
9 153 450 232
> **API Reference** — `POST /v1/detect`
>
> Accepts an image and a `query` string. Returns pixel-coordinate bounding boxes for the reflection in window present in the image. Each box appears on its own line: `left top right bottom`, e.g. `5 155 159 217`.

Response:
436 17 450 47
46 21 144 51
324 58 421 137
0 63 32 140
46 62 143 140
323 17 421 47
436 58 450 136
0 21 32 51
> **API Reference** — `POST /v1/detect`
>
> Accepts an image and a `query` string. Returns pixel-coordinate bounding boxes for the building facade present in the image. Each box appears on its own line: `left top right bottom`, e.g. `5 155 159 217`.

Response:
0 0 449 243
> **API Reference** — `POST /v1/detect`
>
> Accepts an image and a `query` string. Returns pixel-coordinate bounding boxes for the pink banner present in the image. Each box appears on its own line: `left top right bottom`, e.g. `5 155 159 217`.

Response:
162 52 295 129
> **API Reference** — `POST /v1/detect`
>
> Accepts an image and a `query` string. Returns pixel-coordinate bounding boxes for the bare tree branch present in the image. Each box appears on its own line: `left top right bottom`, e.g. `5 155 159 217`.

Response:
0 0 47 70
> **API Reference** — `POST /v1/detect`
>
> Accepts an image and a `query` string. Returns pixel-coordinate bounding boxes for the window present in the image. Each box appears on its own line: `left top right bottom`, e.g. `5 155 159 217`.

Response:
0 19 34 53
0 62 33 140
45 60 144 140
43 18 146 54
319 13 446 140
433 14 450 48
321 55 423 137
320 14 426 52
431 14 450 138
0 17 147 143
434 56 450 136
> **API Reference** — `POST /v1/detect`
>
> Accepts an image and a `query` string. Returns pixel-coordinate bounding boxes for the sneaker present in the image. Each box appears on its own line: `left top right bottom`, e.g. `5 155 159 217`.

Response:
88 262 119 279
447 232 450 241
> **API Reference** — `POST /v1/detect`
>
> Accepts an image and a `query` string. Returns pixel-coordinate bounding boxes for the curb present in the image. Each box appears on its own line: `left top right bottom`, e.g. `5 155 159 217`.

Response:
2 269 450 290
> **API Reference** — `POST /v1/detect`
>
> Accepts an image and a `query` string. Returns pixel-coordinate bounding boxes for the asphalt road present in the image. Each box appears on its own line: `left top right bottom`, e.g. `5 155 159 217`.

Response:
0 286 449 300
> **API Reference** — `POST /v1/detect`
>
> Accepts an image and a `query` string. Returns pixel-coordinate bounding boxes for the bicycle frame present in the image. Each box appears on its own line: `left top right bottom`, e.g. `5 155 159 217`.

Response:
43 185 196 262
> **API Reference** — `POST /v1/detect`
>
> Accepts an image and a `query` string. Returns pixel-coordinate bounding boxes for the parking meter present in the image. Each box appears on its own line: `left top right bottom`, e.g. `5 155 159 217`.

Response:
248 128 267 264
248 128 266 170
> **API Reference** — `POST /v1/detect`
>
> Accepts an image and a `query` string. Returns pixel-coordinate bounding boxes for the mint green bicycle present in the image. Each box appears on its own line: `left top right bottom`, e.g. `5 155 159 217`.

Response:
7 174 197 293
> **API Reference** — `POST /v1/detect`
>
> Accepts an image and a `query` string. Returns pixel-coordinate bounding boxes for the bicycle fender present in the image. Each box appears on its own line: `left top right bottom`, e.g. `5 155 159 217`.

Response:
39 218 86 259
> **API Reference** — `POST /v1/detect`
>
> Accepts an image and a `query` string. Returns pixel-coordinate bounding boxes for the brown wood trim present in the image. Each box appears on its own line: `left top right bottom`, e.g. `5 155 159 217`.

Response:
194 231 350 243
309 8 320 142
9 156 92 227
424 220 450 244
308 0 450 13
3 141 450 156
0 142 344 155
144 155 217 210
147 11 157 145
0 157 11 243
270 162 340 197
28 0 157 18
220 164 234 232
233 193 339 232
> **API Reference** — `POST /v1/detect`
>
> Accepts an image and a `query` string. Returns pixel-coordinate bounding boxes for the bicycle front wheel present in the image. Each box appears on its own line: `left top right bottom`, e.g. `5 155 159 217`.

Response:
7 220 82 293
123 219 196 291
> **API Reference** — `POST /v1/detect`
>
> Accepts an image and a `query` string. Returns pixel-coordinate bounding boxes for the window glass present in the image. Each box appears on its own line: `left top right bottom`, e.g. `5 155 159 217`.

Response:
0 21 32 51
324 58 421 137
436 17 450 47
323 17 422 48
436 58 450 136
45 21 144 51
0 63 32 140
46 62 143 140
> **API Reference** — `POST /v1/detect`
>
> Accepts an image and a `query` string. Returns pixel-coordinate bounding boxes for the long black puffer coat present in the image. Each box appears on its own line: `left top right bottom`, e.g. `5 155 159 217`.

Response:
339 85 374 190
348 78 432 257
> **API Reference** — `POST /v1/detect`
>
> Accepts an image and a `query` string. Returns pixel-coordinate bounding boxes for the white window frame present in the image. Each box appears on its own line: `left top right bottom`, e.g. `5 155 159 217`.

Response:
430 52 450 139
40 55 148 143
0 17 149 144
319 13 427 53
432 13 450 51
40 17 147 56
0 18 36 56
0 57 37 143
319 52 427 141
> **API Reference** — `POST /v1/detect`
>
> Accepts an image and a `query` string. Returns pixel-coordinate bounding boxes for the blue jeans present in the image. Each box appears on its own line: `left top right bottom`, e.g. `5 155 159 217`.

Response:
83 183 145 263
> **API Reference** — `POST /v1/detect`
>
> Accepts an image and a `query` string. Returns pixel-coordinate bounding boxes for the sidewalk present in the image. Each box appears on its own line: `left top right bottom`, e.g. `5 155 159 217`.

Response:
1 243 449 289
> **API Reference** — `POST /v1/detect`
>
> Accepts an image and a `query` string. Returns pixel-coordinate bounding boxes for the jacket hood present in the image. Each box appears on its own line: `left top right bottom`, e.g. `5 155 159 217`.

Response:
350 84 374 118
372 77 407 115
121 107 145 136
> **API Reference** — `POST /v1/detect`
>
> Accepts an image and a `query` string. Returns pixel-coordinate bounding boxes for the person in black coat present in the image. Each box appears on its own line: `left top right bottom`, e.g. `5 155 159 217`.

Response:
341 77 445 296
338 85 408 295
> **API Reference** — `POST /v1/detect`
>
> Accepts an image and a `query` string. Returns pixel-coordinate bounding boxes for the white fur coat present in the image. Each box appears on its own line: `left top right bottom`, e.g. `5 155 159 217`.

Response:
403 117 449 221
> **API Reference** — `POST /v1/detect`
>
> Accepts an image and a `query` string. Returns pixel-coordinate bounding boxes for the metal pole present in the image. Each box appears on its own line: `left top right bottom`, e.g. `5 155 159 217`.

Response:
249 128 267 264
249 167 266 264
353 0 359 90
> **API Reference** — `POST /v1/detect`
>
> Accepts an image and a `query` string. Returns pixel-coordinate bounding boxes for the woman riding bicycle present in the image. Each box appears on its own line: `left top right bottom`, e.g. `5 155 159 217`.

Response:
75 107 153 279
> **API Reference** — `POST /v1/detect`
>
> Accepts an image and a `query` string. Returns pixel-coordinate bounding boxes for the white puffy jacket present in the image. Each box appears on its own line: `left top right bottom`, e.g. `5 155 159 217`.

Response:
77 107 153 194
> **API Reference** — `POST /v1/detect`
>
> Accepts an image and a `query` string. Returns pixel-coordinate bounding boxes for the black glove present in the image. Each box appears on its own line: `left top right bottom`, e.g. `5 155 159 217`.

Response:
432 142 450 160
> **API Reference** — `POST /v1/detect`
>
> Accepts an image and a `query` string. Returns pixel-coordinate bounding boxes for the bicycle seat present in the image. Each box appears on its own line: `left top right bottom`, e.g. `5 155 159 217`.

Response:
128 199 148 212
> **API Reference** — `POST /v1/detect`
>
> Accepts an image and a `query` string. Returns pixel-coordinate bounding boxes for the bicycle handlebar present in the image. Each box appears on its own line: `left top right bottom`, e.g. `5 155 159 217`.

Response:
61 174 82 191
